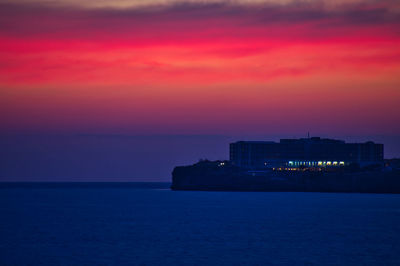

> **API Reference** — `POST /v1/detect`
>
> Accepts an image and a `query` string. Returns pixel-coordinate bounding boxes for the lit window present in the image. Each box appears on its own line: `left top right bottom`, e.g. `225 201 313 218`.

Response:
327 161 332 165
318 161 322 166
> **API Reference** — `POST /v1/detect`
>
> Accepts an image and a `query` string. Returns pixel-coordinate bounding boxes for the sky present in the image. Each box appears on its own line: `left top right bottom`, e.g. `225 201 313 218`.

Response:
1 0 400 181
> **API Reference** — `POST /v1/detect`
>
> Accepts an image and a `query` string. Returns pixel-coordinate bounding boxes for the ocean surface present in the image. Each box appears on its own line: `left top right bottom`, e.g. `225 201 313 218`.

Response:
1 183 400 265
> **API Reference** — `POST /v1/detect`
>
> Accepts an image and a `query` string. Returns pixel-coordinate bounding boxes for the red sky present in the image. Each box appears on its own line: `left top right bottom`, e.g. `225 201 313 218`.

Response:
1 0 400 136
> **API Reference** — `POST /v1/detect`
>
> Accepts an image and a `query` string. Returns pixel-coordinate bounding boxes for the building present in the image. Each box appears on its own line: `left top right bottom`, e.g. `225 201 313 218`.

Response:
229 137 384 169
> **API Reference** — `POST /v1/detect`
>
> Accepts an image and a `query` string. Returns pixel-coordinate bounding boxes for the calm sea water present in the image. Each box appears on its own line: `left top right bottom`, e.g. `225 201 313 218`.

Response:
1 183 400 265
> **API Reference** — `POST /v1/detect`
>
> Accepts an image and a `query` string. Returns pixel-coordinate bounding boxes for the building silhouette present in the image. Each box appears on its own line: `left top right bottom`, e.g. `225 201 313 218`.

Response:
230 137 383 169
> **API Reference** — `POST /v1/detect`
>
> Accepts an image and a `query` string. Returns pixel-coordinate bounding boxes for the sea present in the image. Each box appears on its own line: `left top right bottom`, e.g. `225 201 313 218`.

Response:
1 182 400 265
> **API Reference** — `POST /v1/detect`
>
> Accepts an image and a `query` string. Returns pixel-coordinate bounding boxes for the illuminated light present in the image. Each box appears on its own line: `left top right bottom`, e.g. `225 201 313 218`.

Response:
289 161 294 166
333 161 338 165
327 161 332 165
323 161 326 165
264 162 267 165
339 161 345 165
318 161 322 166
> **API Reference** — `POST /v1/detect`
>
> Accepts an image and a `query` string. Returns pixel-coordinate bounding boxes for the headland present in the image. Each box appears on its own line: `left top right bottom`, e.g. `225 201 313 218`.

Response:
171 137 400 193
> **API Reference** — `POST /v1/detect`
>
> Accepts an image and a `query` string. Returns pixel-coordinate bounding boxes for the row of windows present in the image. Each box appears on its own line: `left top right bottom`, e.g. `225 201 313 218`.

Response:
287 161 346 167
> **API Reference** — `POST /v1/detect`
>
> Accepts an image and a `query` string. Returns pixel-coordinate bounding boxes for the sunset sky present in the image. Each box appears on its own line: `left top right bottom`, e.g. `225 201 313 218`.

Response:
1 0 400 136
1 0 400 180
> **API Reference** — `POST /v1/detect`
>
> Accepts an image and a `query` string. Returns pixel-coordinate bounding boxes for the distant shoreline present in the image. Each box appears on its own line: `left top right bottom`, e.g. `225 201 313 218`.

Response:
0 182 172 189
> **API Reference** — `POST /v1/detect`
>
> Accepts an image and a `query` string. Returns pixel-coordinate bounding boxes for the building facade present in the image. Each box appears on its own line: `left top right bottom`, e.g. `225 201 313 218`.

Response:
230 137 384 169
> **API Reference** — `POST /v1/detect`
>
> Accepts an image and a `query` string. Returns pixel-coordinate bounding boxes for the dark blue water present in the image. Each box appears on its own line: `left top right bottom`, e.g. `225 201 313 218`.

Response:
1 183 400 265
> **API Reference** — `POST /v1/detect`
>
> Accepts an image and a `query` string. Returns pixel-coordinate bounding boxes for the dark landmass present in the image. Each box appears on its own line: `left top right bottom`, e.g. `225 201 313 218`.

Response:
171 160 400 193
